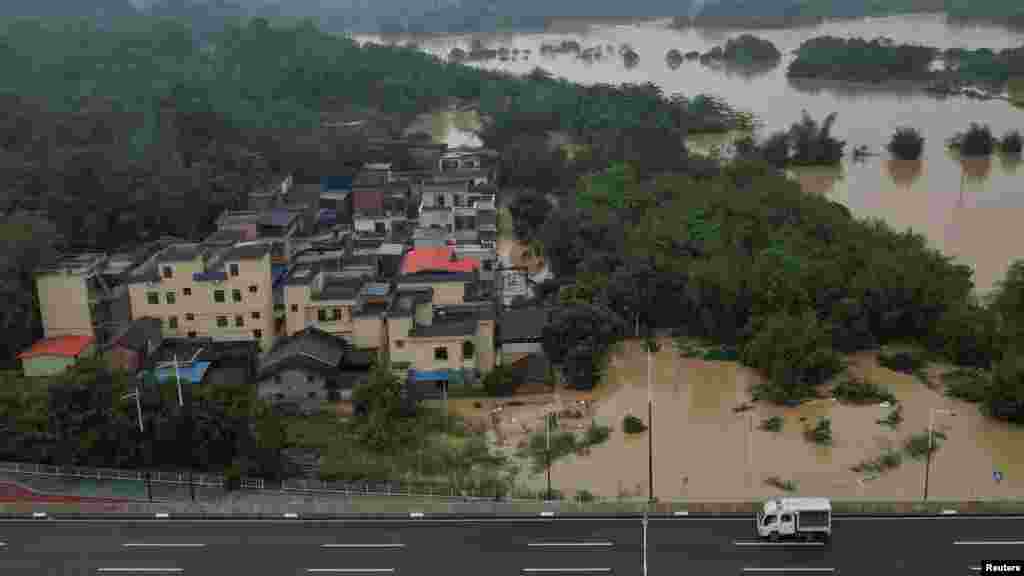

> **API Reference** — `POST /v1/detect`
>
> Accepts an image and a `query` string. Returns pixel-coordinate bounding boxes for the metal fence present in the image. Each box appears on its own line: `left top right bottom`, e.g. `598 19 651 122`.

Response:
0 461 264 491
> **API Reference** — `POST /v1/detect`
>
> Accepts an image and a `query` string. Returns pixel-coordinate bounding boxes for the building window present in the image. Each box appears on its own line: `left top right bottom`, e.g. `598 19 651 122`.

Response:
434 347 448 361
232 289 242 302
187 331 197 338
168 316 178 329
462 340 475 359
254 329 262 339
291 304 299 312
251 311 261 320
229 263 239 277
318 309 327 322
235 315 244 327
146 292 159 305
161 266 173 279
214 290 225 303
165 291 176 305
185 313 195 321
248 285 258 293
395 340 404 349
216 316 228 327
183 287 192 296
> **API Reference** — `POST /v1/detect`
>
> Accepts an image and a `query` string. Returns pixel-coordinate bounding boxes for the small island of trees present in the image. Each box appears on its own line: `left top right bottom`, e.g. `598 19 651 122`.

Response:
947 124 1024 156
699 34 782 66
888 127 925 161
788 36 938 83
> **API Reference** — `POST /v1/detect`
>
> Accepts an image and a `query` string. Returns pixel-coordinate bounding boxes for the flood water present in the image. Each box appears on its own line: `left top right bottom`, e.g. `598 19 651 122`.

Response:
507 339 1024 501
362 14 1024 293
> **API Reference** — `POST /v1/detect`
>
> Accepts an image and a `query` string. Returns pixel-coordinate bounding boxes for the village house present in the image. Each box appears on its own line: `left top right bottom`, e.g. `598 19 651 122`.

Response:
496 307 552 388
123 241 277 352
351 182 412 235
397 246 483 306
102 317 163 374
17 335 97 378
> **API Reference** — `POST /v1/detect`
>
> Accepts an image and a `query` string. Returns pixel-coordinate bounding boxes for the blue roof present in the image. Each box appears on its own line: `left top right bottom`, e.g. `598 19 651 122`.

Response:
411 370 449 382
272 264 288 287
153 361 212 385
364 284 390 296
322 176 353 192
193 271 228 282
265 209 296 228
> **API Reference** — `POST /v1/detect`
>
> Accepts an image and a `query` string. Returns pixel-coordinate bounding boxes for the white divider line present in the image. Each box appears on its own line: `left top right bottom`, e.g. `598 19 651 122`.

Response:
969 567 981 572
540 512 555 517
154 513 169 519
97 569 184 573
321 544 405 549
301 565 393 569
735 541 825 547
742 569 835 573
123 543 206 548
950 537 1024 541
528 542 614 548
522 570 612 574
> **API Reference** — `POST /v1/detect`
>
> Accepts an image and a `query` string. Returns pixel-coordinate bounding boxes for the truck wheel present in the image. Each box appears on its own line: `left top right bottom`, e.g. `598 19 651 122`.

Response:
770 532 778 542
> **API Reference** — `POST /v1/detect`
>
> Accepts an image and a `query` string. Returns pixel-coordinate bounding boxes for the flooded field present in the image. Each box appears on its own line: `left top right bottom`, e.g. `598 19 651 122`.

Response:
454 338 1024 501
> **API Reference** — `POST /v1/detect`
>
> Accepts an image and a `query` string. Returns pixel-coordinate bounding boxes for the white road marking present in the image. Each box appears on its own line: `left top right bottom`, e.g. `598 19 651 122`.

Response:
321 544 405 549
735 541 825 547
123 543 206 548
528 542 614 548
950 537 1024 541
524 565 610 569
96 565 184 569
301 565 393 569
741 565 835 569
969 567 981 572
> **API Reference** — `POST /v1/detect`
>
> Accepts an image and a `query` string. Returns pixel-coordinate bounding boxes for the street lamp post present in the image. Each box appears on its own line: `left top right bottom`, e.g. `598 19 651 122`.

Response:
545 410 552 501
645 337 660 504
924 408 956 501
121 384 151 502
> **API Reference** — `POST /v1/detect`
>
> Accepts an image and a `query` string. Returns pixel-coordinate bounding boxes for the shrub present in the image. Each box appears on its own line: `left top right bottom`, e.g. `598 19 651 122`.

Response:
576 489 596 503
1000 130 1023 154
876 404 904 429
760 416 784 432
743 311 845 404
805 417 832 445
482 365 517 397
904 430 947 460
765 475 798 492
877 350 926 374
851 450 903 474
584 420 612 446
942 368 991 403
887 127 925 160
832 376 896 405
623 414 648 434
949 123 995 156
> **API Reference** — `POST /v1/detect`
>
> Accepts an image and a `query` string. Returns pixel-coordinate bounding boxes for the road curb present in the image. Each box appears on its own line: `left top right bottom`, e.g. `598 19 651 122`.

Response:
1 512 1022 521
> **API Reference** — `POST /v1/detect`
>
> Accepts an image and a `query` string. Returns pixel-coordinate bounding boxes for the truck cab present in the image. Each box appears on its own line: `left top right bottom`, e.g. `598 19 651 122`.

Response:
757 497 831 541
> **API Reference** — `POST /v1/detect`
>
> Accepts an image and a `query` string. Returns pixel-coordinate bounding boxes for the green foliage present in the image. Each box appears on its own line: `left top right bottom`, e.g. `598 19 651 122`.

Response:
622 414 648 434
351 367 417 452
852 450 903 474
753 110 846 167
721 35 782 64
482 365 517 397
942 368 991 403
576 162 639 211
765 475 798 492
877 350 928 375
576 488 596 502
805 417 833 445
877 404 905 429
542 303 626 390
760 416 784 432
584 420 612 446
744 311 845 403
904 429 947 459
948 123 996 155
1000 130 1023 154
888 127 925 160
832 376 897 405
789 35 938 83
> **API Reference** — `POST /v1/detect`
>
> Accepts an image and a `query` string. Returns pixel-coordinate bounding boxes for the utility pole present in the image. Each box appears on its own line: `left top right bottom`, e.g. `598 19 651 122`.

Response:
924 408 955 501
546 410 552 501
646 337 659 504
122 384 151 502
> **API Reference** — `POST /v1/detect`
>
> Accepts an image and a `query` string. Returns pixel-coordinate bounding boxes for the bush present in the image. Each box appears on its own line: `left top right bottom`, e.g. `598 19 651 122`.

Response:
805 417 832 445
760 416 784 432
743 311 845 404
904 430 946 460
576 489 596 503
876 404 904 429
1000 130 1023 154
832 376 897 405
851 450 903 474
622 414 648 434
765 475 798 492
942 368 991 403
877 350 926 374
483 365 517 397
949 123 995 156
887 127 925 160
584 420 612 446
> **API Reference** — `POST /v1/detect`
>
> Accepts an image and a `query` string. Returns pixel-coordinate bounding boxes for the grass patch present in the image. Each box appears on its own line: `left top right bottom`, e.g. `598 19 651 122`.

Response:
877 404 904 429
521 418 614 473
622 414 648 434
942 368 991 403
765 475 798 492
804 417 833 446
851 450 903 474
760 416 784 432
904 430 947 460
832 375 896 405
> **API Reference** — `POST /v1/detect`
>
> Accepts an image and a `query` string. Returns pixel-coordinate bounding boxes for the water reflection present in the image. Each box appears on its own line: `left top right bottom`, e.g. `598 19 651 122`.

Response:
1001 152 1023 175
787 76 922 100
789 164 845 196
719 60 779 80
959 155 994 183
885 158 924 189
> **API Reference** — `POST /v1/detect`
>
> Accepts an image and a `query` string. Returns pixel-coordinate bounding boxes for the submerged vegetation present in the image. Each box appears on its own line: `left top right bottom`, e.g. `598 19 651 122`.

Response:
888 127 926 160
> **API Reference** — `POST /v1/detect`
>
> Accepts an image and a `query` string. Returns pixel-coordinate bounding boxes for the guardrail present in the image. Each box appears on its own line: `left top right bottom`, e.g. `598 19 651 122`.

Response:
0 460 264 490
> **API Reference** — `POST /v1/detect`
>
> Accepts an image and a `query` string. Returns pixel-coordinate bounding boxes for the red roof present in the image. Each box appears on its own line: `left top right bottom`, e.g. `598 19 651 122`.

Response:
352 188 384 215
18 336 95 360
400 247 480 274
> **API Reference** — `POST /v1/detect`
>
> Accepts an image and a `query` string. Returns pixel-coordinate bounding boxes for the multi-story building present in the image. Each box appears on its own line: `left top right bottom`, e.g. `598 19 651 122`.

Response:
34 244 167 347
352 182 412 235
124 241 277 352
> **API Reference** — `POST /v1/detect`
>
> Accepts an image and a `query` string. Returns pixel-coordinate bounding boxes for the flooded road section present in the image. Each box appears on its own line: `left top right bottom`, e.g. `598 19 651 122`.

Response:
461 339 1024 501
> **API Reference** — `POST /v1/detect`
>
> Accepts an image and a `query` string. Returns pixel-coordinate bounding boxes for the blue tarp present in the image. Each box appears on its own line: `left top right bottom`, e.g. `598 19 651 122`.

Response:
411 370 450 382
272 264 288 287
153 361 212 385
318 209 337 224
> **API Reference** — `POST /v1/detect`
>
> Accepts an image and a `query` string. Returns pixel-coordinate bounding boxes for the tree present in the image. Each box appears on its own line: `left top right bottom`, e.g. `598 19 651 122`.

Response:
509 190 552 240
888 127 925 161
543 303 627 390
742 310 845 403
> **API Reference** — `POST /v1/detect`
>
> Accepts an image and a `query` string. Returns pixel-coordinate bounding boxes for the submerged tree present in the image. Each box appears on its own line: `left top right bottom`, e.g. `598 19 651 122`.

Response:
887 127 925 161
1000 130 1023 154
949 123 995 156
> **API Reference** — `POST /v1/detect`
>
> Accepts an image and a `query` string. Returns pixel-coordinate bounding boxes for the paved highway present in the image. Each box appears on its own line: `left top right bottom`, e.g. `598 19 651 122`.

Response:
0 515 1021 575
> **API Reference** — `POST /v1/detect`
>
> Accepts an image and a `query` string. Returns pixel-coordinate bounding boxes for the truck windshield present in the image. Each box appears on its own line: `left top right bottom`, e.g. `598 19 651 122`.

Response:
762 514 776 526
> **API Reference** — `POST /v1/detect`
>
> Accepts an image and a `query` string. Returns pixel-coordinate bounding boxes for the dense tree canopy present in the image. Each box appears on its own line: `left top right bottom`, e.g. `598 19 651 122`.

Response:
788 36 938 82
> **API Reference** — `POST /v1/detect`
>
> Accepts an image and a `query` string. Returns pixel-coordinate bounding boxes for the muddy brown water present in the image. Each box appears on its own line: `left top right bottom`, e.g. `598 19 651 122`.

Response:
363 14 1024 294
484 340 1024 501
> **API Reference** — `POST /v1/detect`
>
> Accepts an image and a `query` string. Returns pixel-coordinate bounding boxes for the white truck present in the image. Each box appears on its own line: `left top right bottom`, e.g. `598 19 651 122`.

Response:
756 498 832 541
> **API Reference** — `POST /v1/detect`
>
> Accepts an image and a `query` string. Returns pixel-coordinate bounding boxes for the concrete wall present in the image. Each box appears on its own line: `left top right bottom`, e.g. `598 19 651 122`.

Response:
395 281 466 305
35 272 93 340
284 284 311 336
128 253 275 352
476 319 496 372
353 315 385 350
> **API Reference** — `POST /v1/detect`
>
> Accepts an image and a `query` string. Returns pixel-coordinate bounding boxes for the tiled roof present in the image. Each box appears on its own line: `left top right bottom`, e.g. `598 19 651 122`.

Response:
18 335 95 359
314 276 365 301
259 327 349 377
410 316 478 338
400 247 480 274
